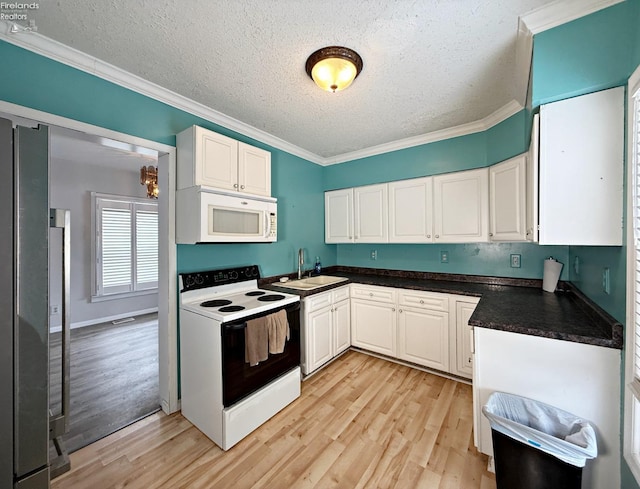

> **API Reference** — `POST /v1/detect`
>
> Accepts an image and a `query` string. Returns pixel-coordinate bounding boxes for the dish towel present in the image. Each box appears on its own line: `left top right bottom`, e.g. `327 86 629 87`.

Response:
267 310 290 355
245 316 269 366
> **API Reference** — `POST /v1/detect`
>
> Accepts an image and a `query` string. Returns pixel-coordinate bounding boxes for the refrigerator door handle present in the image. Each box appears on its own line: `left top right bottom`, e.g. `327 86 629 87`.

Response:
49 208 71 478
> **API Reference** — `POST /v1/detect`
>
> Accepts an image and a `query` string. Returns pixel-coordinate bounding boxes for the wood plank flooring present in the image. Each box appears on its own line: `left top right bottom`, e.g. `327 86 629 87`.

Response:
49 314 160 453
51 351 495 489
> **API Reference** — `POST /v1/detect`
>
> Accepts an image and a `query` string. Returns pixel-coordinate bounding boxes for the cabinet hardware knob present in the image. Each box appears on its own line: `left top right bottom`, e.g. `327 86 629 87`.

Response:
427 234 431 238
369 293 373 297
399 309 402 313
392 308 396 312
419 300 424 304
489 233 493 237
241 185 245 189
435 234 439 238
233 183 238 188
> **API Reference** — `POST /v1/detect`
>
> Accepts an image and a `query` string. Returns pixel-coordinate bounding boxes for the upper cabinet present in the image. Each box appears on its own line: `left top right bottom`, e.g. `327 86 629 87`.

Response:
325 188 353 243
325 184 388 243
354 184 388 243
538 87 624 246
489 154 527 242
389 177 433 243
177 125 271 197
433 168 489 243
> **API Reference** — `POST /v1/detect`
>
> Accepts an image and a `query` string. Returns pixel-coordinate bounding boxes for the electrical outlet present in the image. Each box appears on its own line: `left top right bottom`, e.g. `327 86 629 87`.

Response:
510 254 521 268
370 249 377 260
440 251 449 263
602 267 610 295
50 305 60 315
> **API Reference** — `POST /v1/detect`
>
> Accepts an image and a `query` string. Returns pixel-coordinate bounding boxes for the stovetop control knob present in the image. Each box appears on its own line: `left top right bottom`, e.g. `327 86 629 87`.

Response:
185 276 195 287
194 274 204 285
230 271 238 279
244 267 253 277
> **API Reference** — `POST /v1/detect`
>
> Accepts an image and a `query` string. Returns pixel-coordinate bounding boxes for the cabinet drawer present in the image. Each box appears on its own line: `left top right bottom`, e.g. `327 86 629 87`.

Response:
398 290 448 311
332 285 350 303
350 285 396 303
304 291 332 312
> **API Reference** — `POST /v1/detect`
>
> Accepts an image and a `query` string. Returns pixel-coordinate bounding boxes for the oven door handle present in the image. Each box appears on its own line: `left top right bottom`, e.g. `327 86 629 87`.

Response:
224 323 247 331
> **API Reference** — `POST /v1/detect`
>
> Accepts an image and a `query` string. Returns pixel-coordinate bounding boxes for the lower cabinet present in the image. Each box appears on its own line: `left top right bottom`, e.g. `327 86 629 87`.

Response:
397 306 449 371
351 298 397 356
301 286 350 376
452 298 479 378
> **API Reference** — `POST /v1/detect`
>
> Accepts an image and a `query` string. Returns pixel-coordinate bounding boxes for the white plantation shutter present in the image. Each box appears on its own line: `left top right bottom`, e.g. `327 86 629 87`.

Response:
135 209 158 289
95 195 158 297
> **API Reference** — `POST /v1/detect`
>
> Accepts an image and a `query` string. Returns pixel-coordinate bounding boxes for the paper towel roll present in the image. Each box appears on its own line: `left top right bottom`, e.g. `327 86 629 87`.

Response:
542 258 563 293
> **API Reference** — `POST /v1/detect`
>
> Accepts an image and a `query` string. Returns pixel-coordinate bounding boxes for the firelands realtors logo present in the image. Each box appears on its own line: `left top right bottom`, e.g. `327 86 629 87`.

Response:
0 2 39 21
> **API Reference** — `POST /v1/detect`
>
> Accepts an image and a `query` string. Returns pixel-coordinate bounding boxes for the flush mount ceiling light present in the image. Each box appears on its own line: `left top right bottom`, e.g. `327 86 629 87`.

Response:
140 165 159 198
305 46 363 93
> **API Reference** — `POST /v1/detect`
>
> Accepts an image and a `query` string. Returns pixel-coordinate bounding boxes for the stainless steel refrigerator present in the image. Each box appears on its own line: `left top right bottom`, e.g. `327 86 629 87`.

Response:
0 117 70 489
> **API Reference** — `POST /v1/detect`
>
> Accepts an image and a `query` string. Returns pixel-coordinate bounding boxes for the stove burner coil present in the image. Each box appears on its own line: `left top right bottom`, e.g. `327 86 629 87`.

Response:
219 305 246 312
257 294 286 302
245 291 266 296
201 299 232 307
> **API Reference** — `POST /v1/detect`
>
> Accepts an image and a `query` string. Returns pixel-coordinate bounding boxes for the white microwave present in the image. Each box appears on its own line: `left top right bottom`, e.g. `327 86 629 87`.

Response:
176 187 277 243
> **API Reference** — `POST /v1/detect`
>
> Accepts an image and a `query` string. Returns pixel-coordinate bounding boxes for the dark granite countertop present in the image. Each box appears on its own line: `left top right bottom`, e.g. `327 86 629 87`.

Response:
261 266 622 350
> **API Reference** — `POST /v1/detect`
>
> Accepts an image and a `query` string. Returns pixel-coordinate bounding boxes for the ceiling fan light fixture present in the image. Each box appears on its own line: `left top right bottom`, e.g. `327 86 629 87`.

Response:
306 46 363 93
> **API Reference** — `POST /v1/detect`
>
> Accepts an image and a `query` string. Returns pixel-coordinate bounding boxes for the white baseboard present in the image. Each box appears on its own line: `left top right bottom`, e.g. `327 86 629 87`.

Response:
49 307 158 333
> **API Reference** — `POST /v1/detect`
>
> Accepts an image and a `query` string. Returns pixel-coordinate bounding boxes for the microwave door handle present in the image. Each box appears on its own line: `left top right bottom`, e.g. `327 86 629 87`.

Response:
264 211 271 238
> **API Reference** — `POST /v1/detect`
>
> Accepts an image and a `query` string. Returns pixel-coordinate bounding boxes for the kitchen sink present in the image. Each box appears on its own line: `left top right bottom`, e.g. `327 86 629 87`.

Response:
276 275 348 290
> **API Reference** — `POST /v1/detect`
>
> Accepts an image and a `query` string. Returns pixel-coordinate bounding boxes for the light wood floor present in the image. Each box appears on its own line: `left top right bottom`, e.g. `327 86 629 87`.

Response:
51 351 495 489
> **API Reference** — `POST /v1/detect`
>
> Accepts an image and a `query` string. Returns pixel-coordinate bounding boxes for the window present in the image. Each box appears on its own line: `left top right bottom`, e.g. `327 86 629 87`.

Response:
93 194 158 298
626 68 640 485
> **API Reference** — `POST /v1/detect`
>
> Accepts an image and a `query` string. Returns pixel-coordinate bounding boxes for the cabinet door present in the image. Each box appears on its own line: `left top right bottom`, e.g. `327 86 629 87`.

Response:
333 299 351 356
397 307 449 371
433 168 489 243
388 177 433 243
196 128 238 191
325 189 353 243
350 299 396 356
455 301 477 379
539 87 623 246
307 306 333 373
489 154 526 242
354 184 388 243
238 142 271 197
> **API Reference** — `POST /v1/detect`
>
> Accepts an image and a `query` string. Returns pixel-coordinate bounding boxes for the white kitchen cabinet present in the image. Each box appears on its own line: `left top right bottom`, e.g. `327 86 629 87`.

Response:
433 168 489 243
350 285 396 357
489 154 526 242
388 177 433 243
353 184 388 243
177 125 271 197
325 188 353 243
538 87 623 245
397 307 449 371
473 327 621 489
301 286 351 376
452 299 479 379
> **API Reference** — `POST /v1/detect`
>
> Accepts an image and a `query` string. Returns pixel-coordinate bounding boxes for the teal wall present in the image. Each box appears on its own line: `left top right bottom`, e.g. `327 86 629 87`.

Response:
0 40 335 278
337 243 569 280
531 0 635 108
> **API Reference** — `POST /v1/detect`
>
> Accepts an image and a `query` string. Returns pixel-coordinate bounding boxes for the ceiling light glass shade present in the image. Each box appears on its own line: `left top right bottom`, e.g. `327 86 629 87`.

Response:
306 46 363 93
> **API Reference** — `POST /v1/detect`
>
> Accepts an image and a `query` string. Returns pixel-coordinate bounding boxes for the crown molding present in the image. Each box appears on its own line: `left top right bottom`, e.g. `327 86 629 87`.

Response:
520 0 624 34
322 100 523 166
0 21 323 165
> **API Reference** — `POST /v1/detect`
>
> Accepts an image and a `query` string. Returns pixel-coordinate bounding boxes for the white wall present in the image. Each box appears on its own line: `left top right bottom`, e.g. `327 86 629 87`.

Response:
49 155 158 329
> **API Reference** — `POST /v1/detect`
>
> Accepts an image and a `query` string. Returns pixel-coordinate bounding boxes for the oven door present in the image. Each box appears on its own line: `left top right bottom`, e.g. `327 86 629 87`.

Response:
221 302 300 407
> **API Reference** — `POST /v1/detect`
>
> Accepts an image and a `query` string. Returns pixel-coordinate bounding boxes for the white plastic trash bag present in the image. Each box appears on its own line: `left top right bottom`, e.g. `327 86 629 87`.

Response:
482 391 597 467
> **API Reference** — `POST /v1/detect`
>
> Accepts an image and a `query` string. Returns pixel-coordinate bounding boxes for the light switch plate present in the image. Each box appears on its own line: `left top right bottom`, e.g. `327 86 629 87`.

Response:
510 254 521 268
370 249 377 260
440 251 449 263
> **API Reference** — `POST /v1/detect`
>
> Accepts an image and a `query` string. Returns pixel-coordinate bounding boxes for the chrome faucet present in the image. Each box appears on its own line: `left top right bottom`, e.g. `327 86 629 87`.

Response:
297 248 304 279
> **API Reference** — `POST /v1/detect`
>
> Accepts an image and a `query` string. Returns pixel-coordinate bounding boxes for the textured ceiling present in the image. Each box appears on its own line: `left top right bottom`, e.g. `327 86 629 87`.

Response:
28 0 556 159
